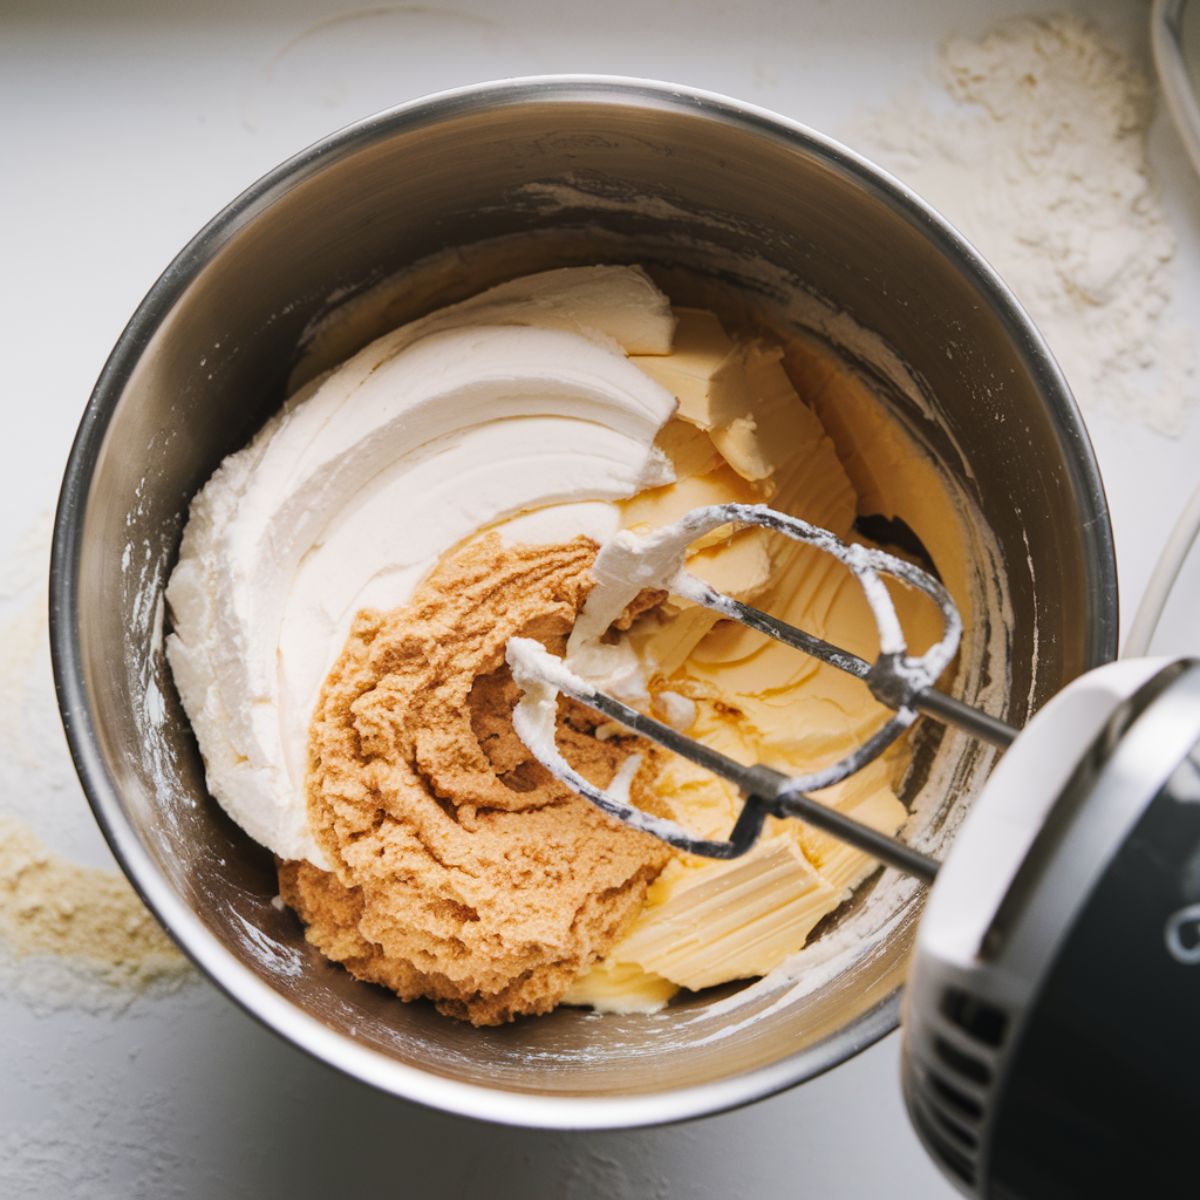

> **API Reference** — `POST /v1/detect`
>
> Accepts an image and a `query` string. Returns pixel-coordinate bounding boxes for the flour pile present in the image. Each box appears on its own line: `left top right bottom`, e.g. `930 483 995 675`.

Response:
855 14 1194 435
0 517 190 1013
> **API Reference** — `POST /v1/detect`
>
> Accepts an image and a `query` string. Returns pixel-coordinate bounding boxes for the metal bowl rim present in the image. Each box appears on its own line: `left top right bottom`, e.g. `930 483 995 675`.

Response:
48 74 1119 1129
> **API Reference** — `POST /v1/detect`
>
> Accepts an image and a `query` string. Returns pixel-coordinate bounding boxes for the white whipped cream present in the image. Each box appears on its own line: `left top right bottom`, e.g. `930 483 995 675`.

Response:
166 267 679 865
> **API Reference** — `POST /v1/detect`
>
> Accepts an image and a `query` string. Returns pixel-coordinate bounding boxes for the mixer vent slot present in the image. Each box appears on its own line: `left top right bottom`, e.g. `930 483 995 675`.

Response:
933 1035 992 1085
909 986 1012 1191
914 1093 977 1188
920 1086 979 1151
939 985 1008 1047
916 1066 986 1189
927 1130 975 1187
928 1070 983 1122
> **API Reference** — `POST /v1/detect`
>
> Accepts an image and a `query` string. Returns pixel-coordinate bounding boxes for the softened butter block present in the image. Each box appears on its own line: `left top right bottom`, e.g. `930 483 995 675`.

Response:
630 308 736 428
610 838 841 990
562 958 679 1013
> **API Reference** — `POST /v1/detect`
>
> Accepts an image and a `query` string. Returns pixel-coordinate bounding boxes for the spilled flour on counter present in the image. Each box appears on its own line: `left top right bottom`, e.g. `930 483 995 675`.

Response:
0 514 192 1013
853 13 1195 435
0 816 186 1008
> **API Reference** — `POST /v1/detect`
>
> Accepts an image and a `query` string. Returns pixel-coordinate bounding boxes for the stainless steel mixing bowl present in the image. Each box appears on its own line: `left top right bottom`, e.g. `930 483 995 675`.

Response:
50 78 1117 1128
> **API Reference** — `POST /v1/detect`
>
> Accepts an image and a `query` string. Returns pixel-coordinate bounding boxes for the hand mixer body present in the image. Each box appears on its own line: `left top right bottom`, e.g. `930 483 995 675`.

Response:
903 657 1200 1197
506 506 1199 1192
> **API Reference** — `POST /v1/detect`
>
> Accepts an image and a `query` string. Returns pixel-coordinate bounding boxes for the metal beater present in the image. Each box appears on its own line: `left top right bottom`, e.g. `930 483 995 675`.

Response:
507 502 1015 883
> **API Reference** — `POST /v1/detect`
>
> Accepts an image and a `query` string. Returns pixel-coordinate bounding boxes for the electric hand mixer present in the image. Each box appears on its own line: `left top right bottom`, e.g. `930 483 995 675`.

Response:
508 502 1200 1199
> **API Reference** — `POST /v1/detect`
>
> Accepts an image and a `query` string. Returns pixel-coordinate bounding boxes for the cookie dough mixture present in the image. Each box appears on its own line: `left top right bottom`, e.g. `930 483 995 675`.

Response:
167 265 970 1025
280 536 671 1025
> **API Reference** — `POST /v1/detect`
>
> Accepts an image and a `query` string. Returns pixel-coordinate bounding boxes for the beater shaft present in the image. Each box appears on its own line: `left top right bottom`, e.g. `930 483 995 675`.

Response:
722 594 1018 748
583 686 942 883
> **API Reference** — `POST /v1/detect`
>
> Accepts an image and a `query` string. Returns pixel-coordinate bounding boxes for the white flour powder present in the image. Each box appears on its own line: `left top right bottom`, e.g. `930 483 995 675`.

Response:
854 14 1194 435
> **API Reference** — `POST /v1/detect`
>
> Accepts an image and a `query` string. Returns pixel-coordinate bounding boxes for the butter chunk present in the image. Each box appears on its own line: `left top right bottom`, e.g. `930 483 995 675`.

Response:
687 525 773 599
629 604 722 679
710 342 826 483
653 417 723 480
610 838 840 990
563 959 678 1014
631 308 736 428
622 463 761 549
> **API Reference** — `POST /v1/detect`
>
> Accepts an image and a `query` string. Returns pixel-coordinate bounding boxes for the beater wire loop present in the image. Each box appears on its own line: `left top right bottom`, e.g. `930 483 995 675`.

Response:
508 504 1015 876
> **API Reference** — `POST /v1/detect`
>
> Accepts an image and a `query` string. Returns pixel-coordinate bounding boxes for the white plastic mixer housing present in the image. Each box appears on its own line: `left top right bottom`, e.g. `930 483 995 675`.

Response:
903 656 1200 1196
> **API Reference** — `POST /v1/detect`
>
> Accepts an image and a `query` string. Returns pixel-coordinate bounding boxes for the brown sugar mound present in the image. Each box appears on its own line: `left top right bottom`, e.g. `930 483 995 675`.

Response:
279 534 670 1026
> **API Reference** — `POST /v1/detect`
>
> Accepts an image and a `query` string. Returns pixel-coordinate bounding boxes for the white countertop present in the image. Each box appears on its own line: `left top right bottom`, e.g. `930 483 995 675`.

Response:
3 1 1197 1195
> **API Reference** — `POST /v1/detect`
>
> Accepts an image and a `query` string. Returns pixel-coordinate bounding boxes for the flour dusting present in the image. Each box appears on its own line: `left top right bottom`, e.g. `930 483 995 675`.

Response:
854 14 1195 435
0 515 192 1012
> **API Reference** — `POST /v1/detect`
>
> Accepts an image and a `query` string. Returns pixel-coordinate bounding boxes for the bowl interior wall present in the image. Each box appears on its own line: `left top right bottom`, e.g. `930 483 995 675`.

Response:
68 91 1111 1103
